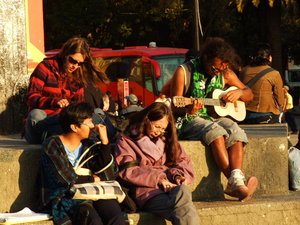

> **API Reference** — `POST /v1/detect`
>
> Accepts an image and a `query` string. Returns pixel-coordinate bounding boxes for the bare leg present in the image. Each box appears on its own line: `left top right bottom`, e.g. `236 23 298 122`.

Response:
210 136 230 178
228 142 244 170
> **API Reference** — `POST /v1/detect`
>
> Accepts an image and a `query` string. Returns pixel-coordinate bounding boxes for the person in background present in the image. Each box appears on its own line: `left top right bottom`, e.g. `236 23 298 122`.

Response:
155 93 171 107
282 86 298 134
286 98 300 135
167 37 258 202
120 94 144 118
41 102 124 225
114 102 200 225
25 37 109 144
105 91 118 116
240 43 285 124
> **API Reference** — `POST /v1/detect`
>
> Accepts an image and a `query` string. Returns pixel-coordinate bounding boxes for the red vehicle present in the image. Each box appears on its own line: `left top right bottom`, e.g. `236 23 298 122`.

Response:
46 45 188 106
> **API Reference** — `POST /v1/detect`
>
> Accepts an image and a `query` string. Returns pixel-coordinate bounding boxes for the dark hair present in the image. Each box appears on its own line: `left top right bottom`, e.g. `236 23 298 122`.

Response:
184 48 201 63
124 102 181 166
201 37 241 74
57 37 109 87
59 102 94 133
249 43 272 66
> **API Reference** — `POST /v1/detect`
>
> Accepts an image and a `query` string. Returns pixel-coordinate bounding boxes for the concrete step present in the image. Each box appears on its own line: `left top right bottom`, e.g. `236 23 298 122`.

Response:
6 192 300 225
0 128 290 212
239 123 288 137
127 191 300 225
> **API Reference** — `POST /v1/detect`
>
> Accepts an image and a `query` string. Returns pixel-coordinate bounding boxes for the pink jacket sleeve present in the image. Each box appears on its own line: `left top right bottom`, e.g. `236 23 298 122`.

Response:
166 143 195 184
115 136 168 188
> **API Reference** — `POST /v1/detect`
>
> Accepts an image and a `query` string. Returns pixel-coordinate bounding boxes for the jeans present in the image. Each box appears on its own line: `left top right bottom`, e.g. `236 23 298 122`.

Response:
142 185 200 225
25 109 62 144
92 108 117 140
181 117 248 148
74 200 125 225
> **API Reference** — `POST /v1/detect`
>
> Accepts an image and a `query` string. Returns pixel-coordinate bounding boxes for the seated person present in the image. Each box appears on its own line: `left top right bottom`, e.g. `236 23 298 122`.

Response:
120 94 144 118
41 102 124 225
25 37 111 144
284 92 298 134
239 43 284 124
105 91 118 116
114 102 200 225
167 37 258 201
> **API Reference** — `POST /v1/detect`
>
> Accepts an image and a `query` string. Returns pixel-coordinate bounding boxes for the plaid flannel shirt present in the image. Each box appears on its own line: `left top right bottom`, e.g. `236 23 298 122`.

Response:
27 56 84 116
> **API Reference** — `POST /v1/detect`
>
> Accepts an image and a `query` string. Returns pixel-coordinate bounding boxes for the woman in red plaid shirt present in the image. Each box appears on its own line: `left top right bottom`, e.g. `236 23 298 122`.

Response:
25 37 109 144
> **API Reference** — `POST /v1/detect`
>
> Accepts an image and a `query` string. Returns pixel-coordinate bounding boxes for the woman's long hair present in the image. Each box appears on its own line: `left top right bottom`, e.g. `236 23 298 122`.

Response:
124 102 181 166
57 36 109 87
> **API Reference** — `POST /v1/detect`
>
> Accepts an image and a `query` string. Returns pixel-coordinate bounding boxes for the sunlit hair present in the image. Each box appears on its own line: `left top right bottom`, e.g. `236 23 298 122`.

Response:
201 37 241 74
59 102 94 133
57 36 109 87
249 43 272 66
124 102 181 166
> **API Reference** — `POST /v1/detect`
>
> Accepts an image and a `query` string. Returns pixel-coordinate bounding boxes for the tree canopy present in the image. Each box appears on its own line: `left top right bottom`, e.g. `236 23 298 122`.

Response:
43 0 300 68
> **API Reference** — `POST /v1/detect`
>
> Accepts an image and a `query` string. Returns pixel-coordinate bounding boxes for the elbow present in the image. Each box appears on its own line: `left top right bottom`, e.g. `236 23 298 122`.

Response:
242 88 254 102
248 91 254 101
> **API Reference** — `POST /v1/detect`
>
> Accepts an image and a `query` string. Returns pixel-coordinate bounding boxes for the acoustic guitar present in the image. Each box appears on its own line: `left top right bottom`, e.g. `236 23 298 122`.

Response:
172 86 246 121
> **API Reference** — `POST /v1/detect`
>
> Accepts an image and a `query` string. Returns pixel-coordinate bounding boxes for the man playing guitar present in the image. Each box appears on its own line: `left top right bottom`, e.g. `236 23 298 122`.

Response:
165 37 258 202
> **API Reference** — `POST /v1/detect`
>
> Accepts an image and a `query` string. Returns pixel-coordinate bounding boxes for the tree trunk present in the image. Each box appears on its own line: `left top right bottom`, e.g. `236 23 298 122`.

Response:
267 0 283 76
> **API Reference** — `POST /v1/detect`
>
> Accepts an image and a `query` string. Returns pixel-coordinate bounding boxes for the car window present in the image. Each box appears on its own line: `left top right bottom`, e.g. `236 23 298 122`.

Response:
151 55 185 92
93 56 142 83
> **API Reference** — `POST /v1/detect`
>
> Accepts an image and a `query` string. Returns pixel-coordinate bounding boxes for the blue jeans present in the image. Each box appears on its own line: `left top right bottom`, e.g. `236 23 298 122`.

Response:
180 117 248 148
25 109 62 144
92 108 117 141
142 185 200 225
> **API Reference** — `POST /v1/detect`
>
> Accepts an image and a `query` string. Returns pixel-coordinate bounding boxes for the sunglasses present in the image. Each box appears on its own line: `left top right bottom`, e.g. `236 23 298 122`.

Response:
68 56 85 66
211 65 228 74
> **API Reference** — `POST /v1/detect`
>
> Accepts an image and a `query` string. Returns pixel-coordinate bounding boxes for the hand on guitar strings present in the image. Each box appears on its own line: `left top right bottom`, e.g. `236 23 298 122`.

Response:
222 88 243 103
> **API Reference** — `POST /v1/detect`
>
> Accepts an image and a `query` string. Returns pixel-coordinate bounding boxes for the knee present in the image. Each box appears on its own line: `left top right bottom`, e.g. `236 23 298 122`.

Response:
175 185 192 202
28 109 47 123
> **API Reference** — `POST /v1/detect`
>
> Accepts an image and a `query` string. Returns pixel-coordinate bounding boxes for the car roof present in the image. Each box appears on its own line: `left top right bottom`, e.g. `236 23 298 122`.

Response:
91 47 188 57
45 47 188 58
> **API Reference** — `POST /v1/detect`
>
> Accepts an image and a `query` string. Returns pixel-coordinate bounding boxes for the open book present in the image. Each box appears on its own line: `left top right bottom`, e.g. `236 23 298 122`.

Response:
0 207 51 224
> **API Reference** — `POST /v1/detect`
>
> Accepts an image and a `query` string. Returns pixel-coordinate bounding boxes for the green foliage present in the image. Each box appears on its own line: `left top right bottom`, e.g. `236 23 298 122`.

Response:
43 0 300 66
43 0 188 49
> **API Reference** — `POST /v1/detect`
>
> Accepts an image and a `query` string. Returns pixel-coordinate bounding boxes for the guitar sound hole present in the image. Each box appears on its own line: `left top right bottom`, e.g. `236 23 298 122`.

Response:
220 99 226 107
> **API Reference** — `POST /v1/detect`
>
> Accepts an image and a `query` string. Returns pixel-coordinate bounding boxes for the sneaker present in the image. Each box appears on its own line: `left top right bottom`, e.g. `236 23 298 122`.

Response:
224 175 248 200
240 176 258 202
224 176 258 202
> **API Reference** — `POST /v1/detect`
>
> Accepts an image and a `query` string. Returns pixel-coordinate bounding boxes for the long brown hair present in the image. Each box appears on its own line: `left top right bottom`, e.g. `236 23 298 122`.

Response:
124 102 181 166
57 36 109 87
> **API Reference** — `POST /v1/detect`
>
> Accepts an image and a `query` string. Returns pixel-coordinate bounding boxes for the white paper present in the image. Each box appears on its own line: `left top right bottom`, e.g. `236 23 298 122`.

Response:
0 207 50 224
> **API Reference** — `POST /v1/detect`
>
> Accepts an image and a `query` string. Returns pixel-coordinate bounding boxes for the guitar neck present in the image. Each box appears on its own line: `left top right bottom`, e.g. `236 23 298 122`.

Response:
201 98 222 106
186 97 222 106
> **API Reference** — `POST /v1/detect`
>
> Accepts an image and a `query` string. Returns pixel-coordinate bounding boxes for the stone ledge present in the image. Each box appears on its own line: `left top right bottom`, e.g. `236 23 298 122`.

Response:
127 192 300 225
6 192 300 225
0 132 289 213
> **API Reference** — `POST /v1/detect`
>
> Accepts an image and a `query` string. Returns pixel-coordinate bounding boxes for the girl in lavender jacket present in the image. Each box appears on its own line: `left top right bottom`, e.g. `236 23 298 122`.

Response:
114 102 200 225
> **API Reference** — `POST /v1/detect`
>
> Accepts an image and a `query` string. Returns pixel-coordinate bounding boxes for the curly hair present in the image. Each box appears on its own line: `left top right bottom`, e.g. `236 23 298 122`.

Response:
201 37 242 73
124 102 181 166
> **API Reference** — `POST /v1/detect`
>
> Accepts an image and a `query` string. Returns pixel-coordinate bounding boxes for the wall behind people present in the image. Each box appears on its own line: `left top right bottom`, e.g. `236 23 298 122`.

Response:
0 1 28 134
